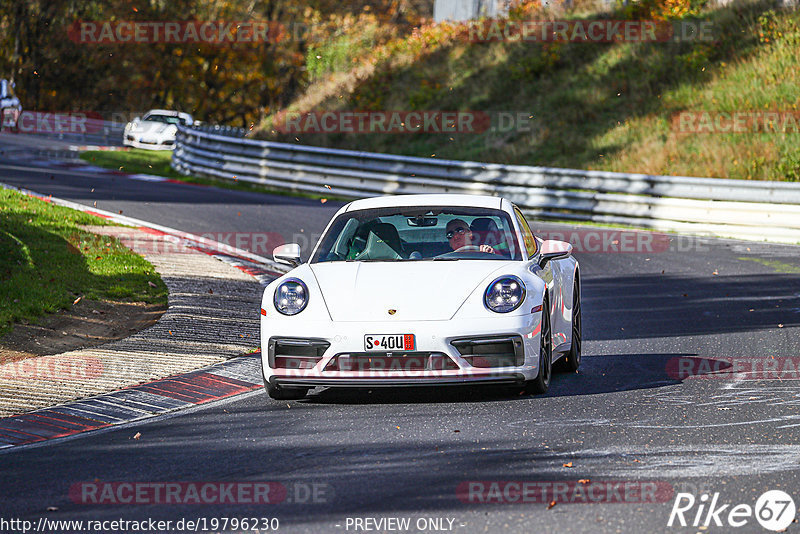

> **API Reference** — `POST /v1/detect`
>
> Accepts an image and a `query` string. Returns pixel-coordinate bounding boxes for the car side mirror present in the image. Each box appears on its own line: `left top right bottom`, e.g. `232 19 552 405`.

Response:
273 243 301 268
538 240 573 268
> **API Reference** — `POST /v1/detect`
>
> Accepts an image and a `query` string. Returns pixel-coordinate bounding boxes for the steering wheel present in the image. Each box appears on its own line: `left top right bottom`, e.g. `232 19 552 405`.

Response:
454 245 481 253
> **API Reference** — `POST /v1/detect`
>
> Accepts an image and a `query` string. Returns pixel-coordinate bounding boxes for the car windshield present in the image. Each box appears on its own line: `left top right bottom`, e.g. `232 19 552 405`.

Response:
311 206 522 263
143 114 186 125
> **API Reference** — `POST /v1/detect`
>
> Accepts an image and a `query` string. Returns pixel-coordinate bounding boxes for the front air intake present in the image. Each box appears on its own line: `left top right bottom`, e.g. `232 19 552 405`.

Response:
268 337 330 369
325 352 459 372
451 335 524 368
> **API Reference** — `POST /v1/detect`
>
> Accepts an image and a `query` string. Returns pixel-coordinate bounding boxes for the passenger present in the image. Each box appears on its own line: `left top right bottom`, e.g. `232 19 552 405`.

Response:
445 219 495 253
470 217 511 256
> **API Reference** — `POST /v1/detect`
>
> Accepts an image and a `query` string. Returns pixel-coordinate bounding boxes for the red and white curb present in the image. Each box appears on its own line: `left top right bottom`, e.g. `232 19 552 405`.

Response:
0 352 264 449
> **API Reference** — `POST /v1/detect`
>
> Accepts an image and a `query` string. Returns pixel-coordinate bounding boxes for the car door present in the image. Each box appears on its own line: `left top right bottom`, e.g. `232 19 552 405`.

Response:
513 206 569 352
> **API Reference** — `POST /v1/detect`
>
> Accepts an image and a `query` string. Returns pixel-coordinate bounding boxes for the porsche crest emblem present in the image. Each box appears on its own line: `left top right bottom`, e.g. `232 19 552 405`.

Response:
388 309 397 315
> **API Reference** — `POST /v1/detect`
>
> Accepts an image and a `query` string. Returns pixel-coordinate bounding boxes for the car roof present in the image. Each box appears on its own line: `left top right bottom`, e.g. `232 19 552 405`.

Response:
344 194 505 212
143 109 192 119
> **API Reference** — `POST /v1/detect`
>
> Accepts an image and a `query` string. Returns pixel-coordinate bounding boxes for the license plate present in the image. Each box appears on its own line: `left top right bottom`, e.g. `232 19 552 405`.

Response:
364 334 415 351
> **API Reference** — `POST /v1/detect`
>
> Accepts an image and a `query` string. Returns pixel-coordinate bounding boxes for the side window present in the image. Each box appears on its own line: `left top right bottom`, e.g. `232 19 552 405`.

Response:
513 207 538 258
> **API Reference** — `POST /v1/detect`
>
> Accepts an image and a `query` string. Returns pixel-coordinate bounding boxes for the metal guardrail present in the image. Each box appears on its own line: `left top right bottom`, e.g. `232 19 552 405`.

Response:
190 124 248 138
172 126 800 244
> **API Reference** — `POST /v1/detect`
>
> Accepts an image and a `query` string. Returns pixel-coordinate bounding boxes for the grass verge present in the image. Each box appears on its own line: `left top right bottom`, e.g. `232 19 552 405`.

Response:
0 188 168 335
81 149 185 179
737 257 800 274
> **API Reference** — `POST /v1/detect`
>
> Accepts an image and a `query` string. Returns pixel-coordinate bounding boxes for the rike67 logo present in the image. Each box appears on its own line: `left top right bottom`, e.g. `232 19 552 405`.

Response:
668 490 796 531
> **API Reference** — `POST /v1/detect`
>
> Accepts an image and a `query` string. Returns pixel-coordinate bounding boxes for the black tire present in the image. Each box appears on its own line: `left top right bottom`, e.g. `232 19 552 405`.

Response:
556 277 581 373
525 297 552 395
264 380 309 400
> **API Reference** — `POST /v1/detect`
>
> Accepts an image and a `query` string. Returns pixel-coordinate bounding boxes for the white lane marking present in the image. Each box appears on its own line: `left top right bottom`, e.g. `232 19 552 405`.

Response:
626 414 800 429
480 444 800 477
127 173 167 182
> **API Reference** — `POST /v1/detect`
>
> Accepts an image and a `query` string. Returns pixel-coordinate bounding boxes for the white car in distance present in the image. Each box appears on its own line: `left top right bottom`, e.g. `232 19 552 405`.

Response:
123 109 193 150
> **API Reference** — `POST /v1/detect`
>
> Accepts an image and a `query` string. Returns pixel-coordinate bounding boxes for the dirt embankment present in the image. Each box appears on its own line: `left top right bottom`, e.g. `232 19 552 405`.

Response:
0 299 165 363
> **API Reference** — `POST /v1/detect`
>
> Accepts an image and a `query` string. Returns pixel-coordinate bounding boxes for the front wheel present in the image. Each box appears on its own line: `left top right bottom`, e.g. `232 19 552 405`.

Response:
525 299 552 395
264 380 309 400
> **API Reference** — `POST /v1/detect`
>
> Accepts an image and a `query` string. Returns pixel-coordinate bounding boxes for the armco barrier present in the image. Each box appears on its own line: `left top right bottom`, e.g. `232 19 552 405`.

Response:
171 126 800 244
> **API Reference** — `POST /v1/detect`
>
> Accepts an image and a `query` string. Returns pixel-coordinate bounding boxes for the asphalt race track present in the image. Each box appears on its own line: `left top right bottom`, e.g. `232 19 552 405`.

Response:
1 153 800 533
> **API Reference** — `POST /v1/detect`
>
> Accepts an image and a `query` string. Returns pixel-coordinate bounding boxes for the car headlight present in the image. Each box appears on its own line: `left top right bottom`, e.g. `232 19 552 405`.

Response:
484 276 525 313
274 278 308 316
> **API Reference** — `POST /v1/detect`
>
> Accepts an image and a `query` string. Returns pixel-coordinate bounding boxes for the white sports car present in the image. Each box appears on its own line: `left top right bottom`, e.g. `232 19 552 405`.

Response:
260 194 581 400
123 109 193 150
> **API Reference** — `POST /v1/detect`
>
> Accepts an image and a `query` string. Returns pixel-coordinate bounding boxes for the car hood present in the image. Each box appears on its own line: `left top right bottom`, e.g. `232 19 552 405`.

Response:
129 121 176 136
308 261 510 321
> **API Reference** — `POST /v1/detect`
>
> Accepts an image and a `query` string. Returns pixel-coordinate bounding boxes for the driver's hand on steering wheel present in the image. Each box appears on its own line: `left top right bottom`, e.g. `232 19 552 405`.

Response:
479 244 495 254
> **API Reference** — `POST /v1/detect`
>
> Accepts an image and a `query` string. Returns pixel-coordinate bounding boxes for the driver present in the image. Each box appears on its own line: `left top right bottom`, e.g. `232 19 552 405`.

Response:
445 219 495 253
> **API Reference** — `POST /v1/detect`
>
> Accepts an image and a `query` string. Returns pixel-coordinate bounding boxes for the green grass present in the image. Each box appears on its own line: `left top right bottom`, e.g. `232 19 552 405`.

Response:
257 3 800 181
306 18 386 81
81 149 185 179
737 257 800 274
0 188 168 335
80 149 351 202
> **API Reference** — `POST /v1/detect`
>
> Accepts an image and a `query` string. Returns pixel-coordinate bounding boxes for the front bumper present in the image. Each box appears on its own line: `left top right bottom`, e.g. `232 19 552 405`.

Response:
261 315 541 387
123 136 175 150
269 374 527 388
